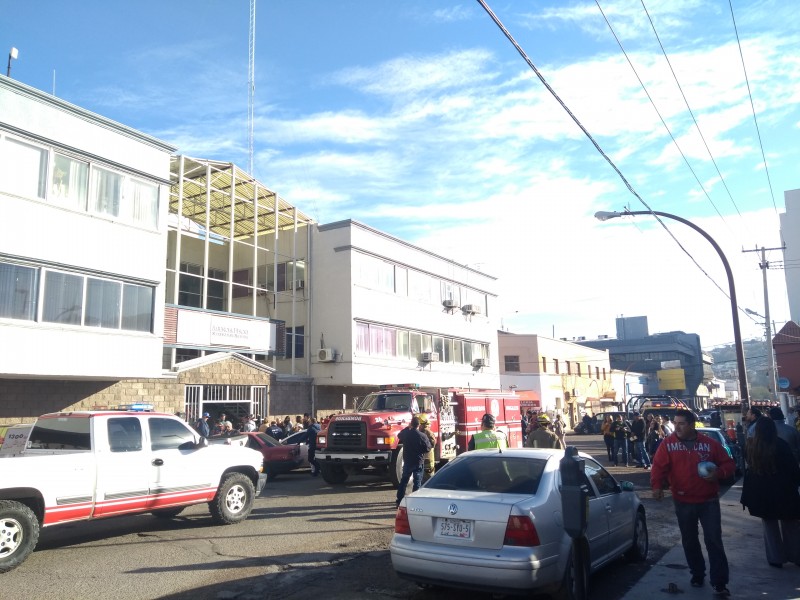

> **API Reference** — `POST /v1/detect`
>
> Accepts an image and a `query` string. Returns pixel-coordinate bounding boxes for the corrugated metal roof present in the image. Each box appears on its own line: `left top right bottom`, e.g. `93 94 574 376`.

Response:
169 155 315 240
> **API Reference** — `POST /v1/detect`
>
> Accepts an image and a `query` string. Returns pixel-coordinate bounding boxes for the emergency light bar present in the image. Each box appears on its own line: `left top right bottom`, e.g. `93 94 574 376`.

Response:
379 383 420 390
116 403 154 412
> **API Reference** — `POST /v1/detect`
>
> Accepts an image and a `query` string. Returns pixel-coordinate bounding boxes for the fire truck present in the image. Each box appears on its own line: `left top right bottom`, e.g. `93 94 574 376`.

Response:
315 384 523 485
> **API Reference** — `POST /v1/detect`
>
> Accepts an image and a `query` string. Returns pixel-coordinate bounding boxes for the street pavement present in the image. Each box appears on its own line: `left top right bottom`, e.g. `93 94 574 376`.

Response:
620 481 800 600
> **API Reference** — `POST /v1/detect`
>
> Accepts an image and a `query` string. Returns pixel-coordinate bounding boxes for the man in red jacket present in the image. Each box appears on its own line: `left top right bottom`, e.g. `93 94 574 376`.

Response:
651 409 735 598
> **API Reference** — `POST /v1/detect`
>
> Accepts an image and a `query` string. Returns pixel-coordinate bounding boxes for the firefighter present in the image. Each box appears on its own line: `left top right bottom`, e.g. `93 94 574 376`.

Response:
526 414 563 449
468 413 508 450
418 413 437 481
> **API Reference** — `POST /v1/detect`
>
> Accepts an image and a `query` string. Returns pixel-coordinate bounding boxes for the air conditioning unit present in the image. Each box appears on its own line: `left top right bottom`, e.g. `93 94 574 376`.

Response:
577 336 586 341
472 358 488 368
293 280 305 290
421 351 440 363
462 304 482 315
442 298 458 309
318 348 335 362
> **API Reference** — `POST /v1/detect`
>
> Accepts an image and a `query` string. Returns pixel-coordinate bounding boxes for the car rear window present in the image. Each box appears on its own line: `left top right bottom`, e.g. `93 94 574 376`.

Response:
27 417 91 450
426 455 546 495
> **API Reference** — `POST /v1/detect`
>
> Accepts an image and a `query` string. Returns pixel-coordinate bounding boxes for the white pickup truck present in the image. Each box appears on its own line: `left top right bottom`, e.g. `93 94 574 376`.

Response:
0 410 266 573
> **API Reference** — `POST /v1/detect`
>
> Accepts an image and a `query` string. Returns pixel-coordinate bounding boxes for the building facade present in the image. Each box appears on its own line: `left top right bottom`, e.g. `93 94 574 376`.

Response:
781 189 800 324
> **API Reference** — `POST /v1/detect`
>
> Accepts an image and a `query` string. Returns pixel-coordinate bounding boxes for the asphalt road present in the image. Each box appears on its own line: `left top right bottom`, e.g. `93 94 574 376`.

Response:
1 433 692 599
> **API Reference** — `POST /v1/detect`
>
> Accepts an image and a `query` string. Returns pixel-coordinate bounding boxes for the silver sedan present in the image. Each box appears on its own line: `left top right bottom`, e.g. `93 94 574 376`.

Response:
389 448 648 599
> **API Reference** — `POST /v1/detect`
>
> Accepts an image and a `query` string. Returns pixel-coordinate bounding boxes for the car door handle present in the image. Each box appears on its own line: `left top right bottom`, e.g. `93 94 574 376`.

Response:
152 458 164 466
605 504 612 512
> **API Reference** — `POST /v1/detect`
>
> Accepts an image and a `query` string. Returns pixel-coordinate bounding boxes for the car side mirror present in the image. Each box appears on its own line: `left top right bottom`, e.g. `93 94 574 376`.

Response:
619 480 635 492
196 437 208 448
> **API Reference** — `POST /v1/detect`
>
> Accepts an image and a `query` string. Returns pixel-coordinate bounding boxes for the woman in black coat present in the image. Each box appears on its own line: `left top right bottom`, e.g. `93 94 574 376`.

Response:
740 417 800 567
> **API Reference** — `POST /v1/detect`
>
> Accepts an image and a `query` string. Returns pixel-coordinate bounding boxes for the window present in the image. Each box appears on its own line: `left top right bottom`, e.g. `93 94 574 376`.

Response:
122 284 153 332
2 138 47 199
356 322 370 352
125 178 159 228
107 417 143 452
85 278 121 329
505 355 520 372
441 281 460 306
596 367 600 379
43 271 84 325
554 359 560 374
566 361 571 375
453 339 463 364
0 262 37 320
577 363 582 377
584 458 617 495
91 166 122 217
149 417 195 451
51 153 88 209
602 368 606 380
286 326 305 358
396 330 409 358
541 357 547 373
27 417 91 451
395 266 407 295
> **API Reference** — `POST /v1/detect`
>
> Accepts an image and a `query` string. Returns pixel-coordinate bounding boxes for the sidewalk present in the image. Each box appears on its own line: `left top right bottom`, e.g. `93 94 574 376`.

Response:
621 482 800 600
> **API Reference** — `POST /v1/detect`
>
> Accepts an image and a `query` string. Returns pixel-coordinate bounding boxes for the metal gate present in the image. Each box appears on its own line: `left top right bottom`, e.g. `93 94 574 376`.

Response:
184 384 268 426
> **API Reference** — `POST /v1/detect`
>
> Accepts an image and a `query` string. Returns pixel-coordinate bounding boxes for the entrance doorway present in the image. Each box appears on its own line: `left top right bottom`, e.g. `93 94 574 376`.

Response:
184 384 268 428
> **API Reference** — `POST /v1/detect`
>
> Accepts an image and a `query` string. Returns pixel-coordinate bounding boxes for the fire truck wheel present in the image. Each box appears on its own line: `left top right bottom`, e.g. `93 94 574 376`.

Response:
320 465 348 484
389 449 404 487
0 500 40 574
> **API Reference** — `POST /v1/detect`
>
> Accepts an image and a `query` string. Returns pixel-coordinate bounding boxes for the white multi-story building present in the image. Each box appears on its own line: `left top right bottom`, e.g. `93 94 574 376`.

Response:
781 188 800 323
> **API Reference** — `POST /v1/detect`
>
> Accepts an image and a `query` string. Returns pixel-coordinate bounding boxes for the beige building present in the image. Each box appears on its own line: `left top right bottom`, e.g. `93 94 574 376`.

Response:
498 332 614 427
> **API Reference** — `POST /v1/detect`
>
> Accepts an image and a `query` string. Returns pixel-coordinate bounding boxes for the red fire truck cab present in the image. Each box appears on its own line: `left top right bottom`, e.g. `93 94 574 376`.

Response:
316 385 522 485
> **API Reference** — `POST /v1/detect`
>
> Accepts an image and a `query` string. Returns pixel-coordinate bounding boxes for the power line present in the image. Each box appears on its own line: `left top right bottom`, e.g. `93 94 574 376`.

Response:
639 0 742 218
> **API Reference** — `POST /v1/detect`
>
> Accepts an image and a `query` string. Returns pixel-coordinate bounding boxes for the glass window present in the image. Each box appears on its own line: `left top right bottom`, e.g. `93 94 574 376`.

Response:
505 355 520 372
420 334 432 353
427 454 546 495
554 358 560 374
107 417 143 452
286 326 305 358
432 336 444 358
453 339 463 364
409 332 422 361
443 338 453 363
91 166 122 217
124 178 159 228
2 138 47 199
85 278 121 329
27 417 91 451
149 417 196 451
0 262 38 321
395 266 407 295
356 322 370 352
396 330 409 358
463 342 473 365
408 270 433 303
584 458 617 495
542 357 547 373
51 153 88 209
370 325 397 356
122 284 153 332
43 271 84 325
178 273 203 308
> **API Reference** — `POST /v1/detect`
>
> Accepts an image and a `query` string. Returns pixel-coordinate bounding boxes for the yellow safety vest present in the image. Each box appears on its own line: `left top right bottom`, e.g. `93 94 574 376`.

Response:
473 429 508 450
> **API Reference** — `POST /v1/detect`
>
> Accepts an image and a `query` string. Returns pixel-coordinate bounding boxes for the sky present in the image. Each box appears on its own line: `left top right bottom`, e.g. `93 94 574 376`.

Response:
2 0 797 349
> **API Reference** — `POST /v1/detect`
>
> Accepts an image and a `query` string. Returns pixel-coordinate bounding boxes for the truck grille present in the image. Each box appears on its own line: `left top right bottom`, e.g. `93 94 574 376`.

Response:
329 421 366 450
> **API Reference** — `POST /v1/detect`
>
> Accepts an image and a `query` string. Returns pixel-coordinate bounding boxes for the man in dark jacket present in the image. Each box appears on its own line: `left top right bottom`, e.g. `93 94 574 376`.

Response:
306 417 321 477
395 416 432 507
651 409 735 597
194 412 211 438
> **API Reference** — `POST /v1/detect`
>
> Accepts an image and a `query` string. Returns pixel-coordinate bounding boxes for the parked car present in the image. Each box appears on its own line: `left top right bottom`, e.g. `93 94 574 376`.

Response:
696 427 743 484
390 448 648 598
210 432 304 479
281 429 310 469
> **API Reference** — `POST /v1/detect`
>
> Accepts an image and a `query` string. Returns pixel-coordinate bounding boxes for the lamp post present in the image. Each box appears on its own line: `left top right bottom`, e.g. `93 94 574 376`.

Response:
595 210 750 415
7 47 18 77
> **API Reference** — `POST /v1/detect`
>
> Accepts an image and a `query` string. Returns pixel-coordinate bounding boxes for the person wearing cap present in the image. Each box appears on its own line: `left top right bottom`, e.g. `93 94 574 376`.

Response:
468 413 508 451
194 412 211 438
396 416 432 507
417 413 437 480
525 414 562 449
769 406 800 464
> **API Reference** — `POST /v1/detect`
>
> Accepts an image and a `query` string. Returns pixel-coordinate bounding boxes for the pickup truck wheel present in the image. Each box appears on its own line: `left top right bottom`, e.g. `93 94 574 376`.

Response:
151 507 185 519
320 464 348 484
209 473 255 525
389 448 403 487
0 500 40 574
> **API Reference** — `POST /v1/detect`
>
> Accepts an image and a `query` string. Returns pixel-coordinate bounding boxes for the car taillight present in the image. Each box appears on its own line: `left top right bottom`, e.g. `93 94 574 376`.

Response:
503 515 540 546
394 506 411 535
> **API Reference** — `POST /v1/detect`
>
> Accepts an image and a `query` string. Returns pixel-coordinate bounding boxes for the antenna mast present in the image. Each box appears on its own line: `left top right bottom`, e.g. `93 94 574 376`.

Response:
248 0 256 175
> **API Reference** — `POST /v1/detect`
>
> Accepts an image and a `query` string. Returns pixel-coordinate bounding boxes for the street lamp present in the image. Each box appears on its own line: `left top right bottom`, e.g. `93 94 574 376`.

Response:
7 47 18 77
595 210 750 415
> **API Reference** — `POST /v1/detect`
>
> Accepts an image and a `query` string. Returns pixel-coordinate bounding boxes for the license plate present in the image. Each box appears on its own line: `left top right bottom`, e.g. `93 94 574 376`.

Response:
438 517 472 539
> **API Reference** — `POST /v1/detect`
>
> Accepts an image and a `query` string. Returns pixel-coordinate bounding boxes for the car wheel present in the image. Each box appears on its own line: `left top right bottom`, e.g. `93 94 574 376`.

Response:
320 464 348 484
389 448 403 487
209 473 255 524
555 541 589 600
625 511 648 562
0 500 40 574
151 507 185 519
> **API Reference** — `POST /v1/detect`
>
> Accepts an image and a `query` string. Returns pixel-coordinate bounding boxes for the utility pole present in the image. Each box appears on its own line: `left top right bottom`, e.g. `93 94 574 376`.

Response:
743 245 783 407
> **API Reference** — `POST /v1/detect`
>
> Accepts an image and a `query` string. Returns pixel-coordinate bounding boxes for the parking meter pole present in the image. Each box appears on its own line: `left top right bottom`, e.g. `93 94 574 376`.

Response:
560 446 589 599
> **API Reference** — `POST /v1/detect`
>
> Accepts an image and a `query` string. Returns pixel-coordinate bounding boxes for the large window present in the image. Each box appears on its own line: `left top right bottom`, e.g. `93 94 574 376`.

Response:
125 178 159 228
85 278 121 328
0 262 38 320
122 284 154 332
51 153 88 210
505 355 520 372
2 138 47 199
286 326 305 358
355 321 488 365
43 271 84 325
91 166 122 218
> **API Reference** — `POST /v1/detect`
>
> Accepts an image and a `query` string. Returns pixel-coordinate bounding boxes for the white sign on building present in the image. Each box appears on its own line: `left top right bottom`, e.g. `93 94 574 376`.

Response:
176 310 276 352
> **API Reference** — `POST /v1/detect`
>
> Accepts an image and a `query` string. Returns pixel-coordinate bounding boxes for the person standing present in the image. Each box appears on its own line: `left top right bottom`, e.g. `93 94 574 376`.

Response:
651 409 735 597
611 414 631 467
468 413 508 450
242 414 257 432
768 407 800 464
520 411 530 446
525 414 561 449
194 412 211 438
601 415 615 461
630 412 651 470
418 413 437 481
553 413 566 448
745 407 762 438
740 416 800 567
306 417 321 477
396 416 432 507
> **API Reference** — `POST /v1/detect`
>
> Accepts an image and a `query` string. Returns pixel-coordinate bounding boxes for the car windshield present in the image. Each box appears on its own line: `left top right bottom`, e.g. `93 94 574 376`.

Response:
256 433 279 447
426 455 546 495
358 392 415 412
283 431 307 445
